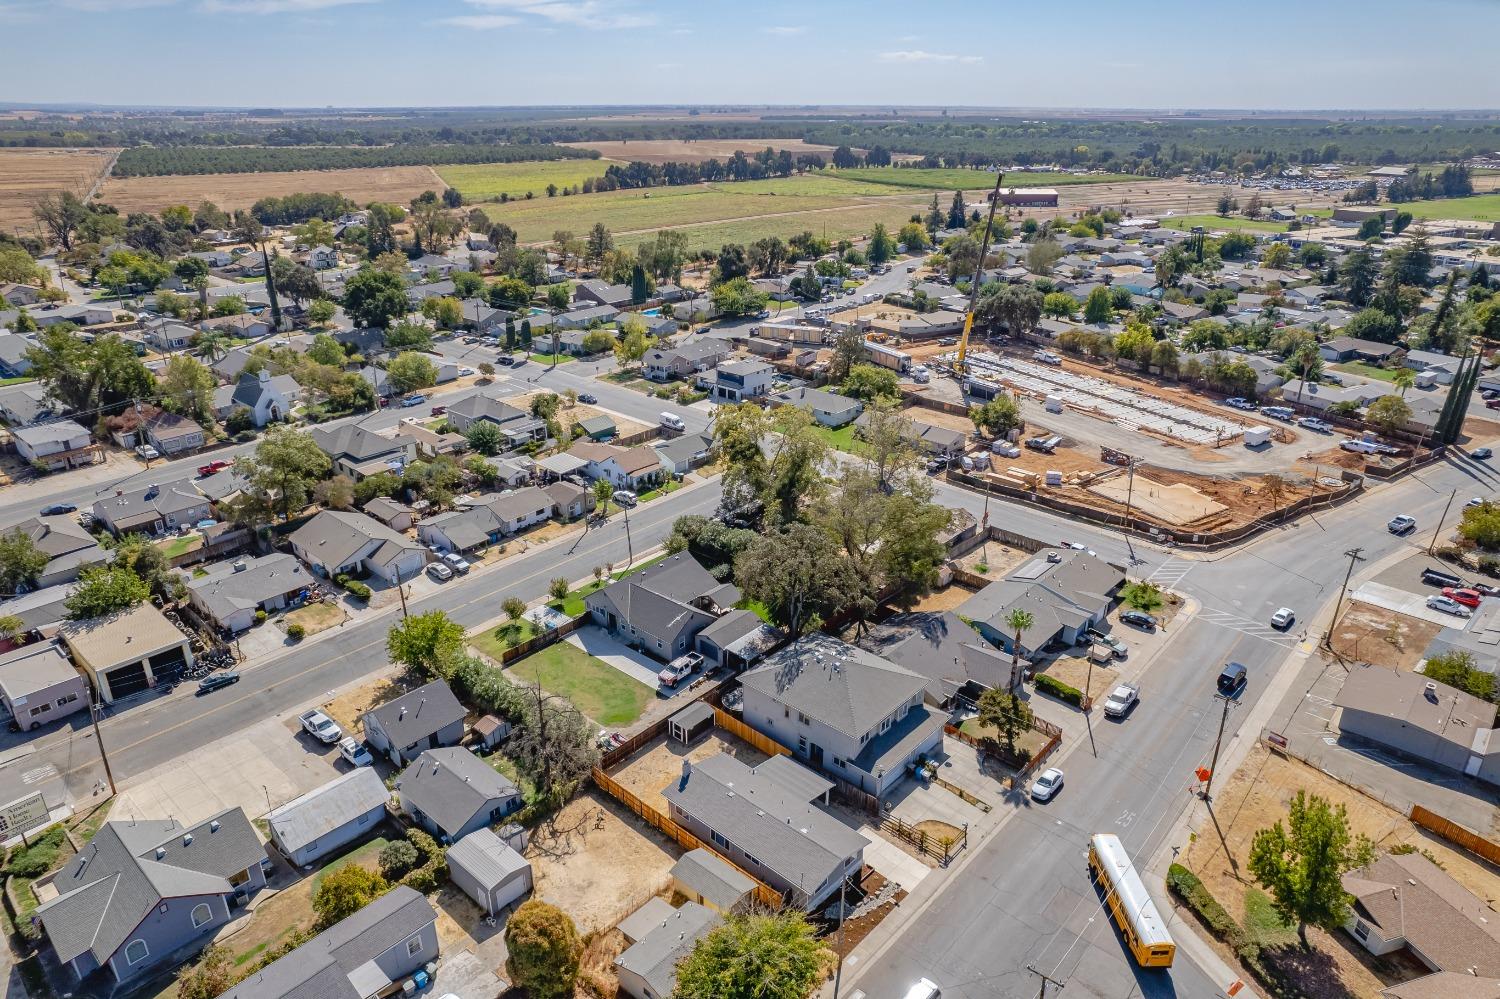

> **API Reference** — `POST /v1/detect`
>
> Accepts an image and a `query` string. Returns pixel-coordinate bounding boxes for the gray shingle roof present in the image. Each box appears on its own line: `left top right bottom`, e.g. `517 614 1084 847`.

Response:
861 610 1010 701
397 747 518 840
444 827 529 890
740 634 928 740
587 554 730 642
366 681 466 748
447 392 525 426
481 485 553 523
310 423 409 462
290 511 422 572
91 479 206 527
418 506 497 550
670 848 756 911
614 900 720 998
13 420 90 447
267 768 390 856
186 554 307 624
957 549 1124 649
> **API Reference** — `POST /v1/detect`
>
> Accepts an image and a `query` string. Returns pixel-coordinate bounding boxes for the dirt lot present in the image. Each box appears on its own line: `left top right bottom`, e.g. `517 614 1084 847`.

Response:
609 730 769 815
558 138 842 165
504 389 651 439
284 600 346 637
526 789 681 933
96 164 446 215
319 675 405 738
1181 744 1500 999
1088 474 1227 526
0 147 117 231
1330 603 1442 671
954 540 1032 578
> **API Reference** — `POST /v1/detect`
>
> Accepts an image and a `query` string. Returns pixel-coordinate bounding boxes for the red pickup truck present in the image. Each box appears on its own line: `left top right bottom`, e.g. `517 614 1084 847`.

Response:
197 460 232 477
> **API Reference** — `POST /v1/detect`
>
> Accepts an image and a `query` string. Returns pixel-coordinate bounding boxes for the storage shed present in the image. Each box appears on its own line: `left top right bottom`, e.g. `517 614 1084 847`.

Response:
668 701 715 745
445 828 532 915
473 714 512 751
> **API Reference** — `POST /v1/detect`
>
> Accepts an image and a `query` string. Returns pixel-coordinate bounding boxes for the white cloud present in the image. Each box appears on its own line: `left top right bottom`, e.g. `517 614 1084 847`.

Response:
879 49 982 65
439 12 518 27
58 0 175 9
200 0 372 11
464 0 655 29
669 26 690 34
762 24 803 35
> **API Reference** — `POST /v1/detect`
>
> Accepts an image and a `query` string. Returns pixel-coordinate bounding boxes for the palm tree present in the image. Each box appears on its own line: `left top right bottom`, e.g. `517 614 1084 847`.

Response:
195 329 230 364
0 615 24 643
1291 342 1322 402
1005 608 1033 693
1392 366 1416 397
191 274 210 321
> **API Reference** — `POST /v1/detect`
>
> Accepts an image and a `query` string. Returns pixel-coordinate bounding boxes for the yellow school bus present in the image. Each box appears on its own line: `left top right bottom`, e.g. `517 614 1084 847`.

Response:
1088 832 1176 968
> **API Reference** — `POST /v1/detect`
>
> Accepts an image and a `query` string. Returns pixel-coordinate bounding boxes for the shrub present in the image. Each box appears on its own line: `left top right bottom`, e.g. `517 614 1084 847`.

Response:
1166 863 1243 946
1479 555 1500 578
343 580 372 601
505 899 581 999
379 840 418 879
3 825 67 878
254 609 267 624
286 623 306 641
1035 674 1083 706
313 864 388 929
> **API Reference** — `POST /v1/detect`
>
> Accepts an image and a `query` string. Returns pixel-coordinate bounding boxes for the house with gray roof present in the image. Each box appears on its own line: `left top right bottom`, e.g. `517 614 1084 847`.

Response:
585 554 738 664
768 386 864 428
1343 850 1500 982
417 485 556 553
575 279 633 308
211 369 299 427
577 413 616 440
220 885 437 999
663 752 864 909
361 495 415 532
397 747 521 842
37 808 266 985
670 848 757 915
1334 663 1500 786
0 582 77 638
642 340 732 382
445 392 526 434
544 478 588 520
185 554 309 633
615 899 721 999
267 767 390 867
8 515 107 587
362 680 467 766
0 332 33 377
289 510 426 585
556 304 620 330
854 411 966 459
0 640 88 732
0 381 59 426
694 608 776 671
13 420 100 470
958 548 1124 659
91 479 212 537
310 424 417 479
654 431 715 475
740 633 944 797
861 610 1013 707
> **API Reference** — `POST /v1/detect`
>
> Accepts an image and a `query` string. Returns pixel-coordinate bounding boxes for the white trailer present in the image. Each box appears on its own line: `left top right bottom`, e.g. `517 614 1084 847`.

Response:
1243 425 1272 447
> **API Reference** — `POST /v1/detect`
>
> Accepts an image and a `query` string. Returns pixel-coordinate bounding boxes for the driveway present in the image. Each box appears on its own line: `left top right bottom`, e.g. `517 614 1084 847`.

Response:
1349 581 1469 626
565 626 667 692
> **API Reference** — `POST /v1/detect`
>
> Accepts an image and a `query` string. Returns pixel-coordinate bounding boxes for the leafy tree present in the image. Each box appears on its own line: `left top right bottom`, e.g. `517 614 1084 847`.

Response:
1343 307 1402 344
877 488 951 609
0 530 48 592
584 222 614 268
387 610 466 678
504 899 581 999
236 426 332 521
306 332 347 367
977 687 1033 758
33 191 89 249
970 394 1023 438
65 566 150 620
613 314 653 369
897 222 929 252
465 420 504 455
1261 242 1292 269
378 839 419 880
159 355 217 425
842 363 899 403
709 276 768 316
211 295 246 317
312 864 388 930
674 911 827 999
342 268 409 329
1122 580 1164 613
175 946 238 999
312 475 355 510
307 298 337 326
1150 339 1180 376
420 295 464 330
545 281 571 310
502 595 528 622
548 577 569 601
591 478 613 514
451 269 485 298
1423 650 1496 702
867 223 894 265
24 329 153 416
1459 501 1500 551
386 351 438 395
734 524 853 637
1026 237 1063 275
1365 395 1412 435
1042 292 1078 318
1113 324 1156 364
1082 285 1114 324
1340 249 1378 306
1248 791 1373 949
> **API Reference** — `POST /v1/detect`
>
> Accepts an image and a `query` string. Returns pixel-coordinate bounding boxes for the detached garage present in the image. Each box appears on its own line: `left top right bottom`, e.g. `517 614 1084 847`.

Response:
445 828 532 915
60 604 194 702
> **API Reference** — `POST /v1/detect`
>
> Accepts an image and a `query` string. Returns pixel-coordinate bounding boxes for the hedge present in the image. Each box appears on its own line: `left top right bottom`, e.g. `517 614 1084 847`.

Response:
342 580 372 601
1035 674 1083 706
1166 864 1288 997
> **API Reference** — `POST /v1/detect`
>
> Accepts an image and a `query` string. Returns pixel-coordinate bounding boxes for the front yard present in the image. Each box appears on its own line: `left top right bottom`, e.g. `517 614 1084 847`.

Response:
470 619 539 659
811 422 867 455
505 642 652 727
284 600 346 637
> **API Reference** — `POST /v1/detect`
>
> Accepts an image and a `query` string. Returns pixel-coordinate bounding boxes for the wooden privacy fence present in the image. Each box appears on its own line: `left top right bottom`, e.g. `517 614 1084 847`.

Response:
591 766 783 909
497 615 585 665
1410 805 1500 867
880 814 967 866
712 707 791 758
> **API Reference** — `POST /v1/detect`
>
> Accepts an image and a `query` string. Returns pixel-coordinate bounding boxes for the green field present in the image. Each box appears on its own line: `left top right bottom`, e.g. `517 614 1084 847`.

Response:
826 167 1140 190
1398 193 1500 222
1334 360 1402 383
506 642 652 726
437 158 623 201
1161 214 1290 234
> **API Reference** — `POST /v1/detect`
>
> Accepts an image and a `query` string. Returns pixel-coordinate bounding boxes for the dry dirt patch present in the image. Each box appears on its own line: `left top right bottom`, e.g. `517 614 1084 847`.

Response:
608 731 769 816
1088 475 1227 526
0 147 117 231
97 165 445 215
1330 604 1442 671
320 676 405 738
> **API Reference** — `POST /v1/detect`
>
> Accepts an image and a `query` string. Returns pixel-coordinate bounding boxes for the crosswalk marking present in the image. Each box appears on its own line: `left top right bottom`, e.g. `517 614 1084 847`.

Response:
1147 558 1194 588
21 764 56 785
1196 608 1300 647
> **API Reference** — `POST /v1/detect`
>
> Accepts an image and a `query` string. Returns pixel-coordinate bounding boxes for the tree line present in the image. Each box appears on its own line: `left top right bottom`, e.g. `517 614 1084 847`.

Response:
112 142 596 177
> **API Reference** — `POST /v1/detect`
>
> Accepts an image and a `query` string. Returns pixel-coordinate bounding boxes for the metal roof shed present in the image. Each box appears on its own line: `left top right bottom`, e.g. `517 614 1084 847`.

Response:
445 828 532 915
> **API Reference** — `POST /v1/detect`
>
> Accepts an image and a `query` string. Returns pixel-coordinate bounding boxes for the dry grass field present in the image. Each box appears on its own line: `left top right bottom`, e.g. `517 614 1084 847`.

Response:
96 164 447 215
559 137 843 164
0 147 117 232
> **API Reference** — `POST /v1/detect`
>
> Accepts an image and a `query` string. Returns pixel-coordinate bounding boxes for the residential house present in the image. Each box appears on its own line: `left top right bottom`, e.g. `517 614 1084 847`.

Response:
0 332 34 377
0 583 77 644
654 432 715 476
669 848 756 915
575 279 633 308
958 548 1125 658
544 479 588 520
289 510 427 585
37 809 266 985
361 496 415 532
568 441 667 491
142 410 204 456
185 554 309 634
209 344 256 382
694 609 776 671
446 828 532 915
60 603 194 701
202 312 272 339
489 455 537 488
1319 336 1403 364
555 304 620 330
13 420 100 471
586 553 738 663
663 753 864 909
0 282 41 306
305 245 339 270
896 311 967 340
9 516 107 587
363 680 467 766
1334 663 1500 785
397 419 467 458
91 480 211 537
636 313 680 338
0 381 58 425
212 369 299 426
465 233 492 252
1185 350 1286 395
266 767 390 867
445 392 527 434
768 386 864 428
861 610 1014 707
309 423 417 479
220 885 437 999
1403 349 1460 385
407 255 457 280
418 485 555 552
357 364 391 400
615 900 721 999
30 303 114 327
1158 300 1207 323
0 640 88 732
1283 285 1330 308
708 359 774 403
397 747 522 842
1342 851 1500 980
854 412 966 459
141 319 196 352
741 633 944 796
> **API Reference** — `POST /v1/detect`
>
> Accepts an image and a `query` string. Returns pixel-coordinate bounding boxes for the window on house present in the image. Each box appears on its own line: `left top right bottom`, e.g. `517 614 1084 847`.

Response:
710 830 729 849
29 705 46 717
880 717 892 734
56 693 77 708
191 903 212 928
1354 922 1369 941
405 935 423 958
797 736 807 753
125 940 150 965
745 853 761 867
797 712 810 725
784 708 789 718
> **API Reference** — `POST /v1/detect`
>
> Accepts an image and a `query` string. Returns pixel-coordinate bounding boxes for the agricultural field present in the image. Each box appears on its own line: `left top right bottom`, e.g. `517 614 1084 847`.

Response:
0 147 117 232
1161 213 1290 233
1398 192 1500 221
437 158 624 201
559 137 841 164
96 165 446 215
825 167 1140 190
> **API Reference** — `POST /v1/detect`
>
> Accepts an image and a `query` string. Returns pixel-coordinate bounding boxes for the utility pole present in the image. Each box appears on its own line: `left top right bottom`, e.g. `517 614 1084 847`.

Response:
830 879 848 999
1202 693 1236 800
622 498 635 568
1120 455 1140 564
1026 965 1065 998
396 567 410 621
1428 489 1457 556
90 694 117 797
1322 547 1365 650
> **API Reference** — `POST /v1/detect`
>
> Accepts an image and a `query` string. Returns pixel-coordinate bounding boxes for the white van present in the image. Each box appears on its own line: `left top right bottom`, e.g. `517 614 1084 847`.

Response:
659 412 685 432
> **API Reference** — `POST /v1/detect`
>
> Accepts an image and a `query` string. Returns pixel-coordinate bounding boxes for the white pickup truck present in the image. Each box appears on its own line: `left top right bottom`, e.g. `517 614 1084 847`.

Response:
657 652 704 688
299 709 343 744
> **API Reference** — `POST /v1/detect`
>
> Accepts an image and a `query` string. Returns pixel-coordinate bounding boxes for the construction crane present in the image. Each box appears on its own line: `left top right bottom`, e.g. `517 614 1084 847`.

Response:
955 170 1008 374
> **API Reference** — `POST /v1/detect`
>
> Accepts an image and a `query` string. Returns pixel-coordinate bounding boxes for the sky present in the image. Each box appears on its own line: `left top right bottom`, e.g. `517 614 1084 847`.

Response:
3 0 1499 110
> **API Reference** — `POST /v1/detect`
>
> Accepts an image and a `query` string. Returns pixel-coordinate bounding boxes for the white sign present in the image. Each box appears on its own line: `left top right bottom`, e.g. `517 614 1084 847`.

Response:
0 792 50 836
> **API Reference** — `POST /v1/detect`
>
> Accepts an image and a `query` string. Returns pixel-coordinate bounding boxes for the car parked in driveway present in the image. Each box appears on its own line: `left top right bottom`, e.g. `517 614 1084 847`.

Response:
657 652 704 688
196 672 240 695
338 737 373 767
1030 767 1064 802
1442 587 1483 608
612 489 638 508
1087 629 1128 659
442 552 471 575
1102 683 1139 718
299 709 343 744
1119 610 1158 631
1427 595 1472 618
426 562 453 582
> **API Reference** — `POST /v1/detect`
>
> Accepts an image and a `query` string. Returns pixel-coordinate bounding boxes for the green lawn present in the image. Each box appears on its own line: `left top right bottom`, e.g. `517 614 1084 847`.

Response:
811 422 867 454
506 642 653 726
638 480 682 503
436 158 623 201
614 552 669 578
824 167 1140 190
1334 360 1402 383
311 836 390 892
0 376 33 388
1242 887 1298 948
470 619 540 659
1396 192 1500 222
529 351 574 365
547 578 607 618
489 752 541 805
155 534 202 559
736 598 773 624
1161 214 1289 234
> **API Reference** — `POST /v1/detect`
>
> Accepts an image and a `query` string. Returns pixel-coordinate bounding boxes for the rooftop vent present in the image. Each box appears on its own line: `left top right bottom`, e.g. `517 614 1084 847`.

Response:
210 820 220 833
155 847 166 859
182 833 193 846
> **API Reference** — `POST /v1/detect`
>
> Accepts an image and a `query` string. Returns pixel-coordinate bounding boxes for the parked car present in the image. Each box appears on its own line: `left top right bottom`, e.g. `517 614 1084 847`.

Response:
39 503 77 515
1487 399 1500 411
1102 683 1139 718
1387 515 1417 535
1468 497 1487 508
399 394 427 408
426 562 453 582
1426 595 1471 617
1270 607 1296 630
578 392 598 404
458 366 475 376
1297 417 1333 433
1341 439 1381 454
1224 397 1256 411
1442 587 1483 608
430 405 447 417
442 552 471 575
338 737 373 767
496 354 514 366
1120 610 1158 631
197 460 231 477
1087 629 1128 659
1474 447 1493 460
196 672 240 695
299 709 343 744
1029 767 1065 802
657 652 704 688
612 489 638 508
135 444 160 460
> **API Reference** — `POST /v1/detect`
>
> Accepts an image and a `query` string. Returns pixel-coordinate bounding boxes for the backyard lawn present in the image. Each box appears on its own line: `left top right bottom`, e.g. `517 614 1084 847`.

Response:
470 618 539 659
1161 214 1289 234
155 534 202 559
812 422 867 454
736 598 774 624
506 642 652 726
1334 360 1401 383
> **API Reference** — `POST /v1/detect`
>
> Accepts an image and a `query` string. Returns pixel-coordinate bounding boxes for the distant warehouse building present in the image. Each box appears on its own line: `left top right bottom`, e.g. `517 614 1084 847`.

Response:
991 187 1059 208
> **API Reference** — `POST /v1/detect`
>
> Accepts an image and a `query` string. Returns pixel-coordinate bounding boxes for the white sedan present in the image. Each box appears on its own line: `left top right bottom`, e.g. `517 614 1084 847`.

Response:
1427 595 1472 618
1030 767 1065 802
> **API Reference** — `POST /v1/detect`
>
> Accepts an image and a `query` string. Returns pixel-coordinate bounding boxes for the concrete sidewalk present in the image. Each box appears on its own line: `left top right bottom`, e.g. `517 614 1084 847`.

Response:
565 626 666 690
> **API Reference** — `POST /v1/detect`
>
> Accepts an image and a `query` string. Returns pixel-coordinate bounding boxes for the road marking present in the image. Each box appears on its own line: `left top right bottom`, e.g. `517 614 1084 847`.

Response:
1196 609 1299 647
1146 558 1194 588
21 764 56 784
